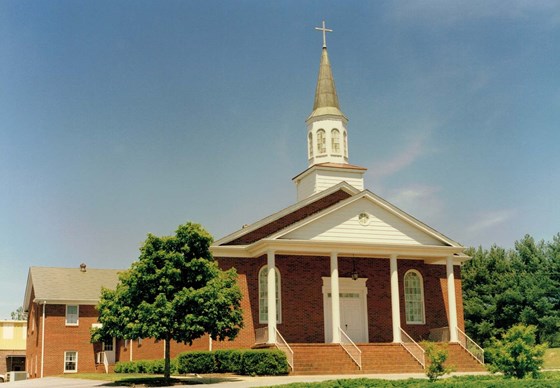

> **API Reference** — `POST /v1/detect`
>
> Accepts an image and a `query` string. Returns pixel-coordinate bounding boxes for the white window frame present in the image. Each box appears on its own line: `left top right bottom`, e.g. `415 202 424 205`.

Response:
65 305 79 326
404 270 426 324
331 128 340 154
316 129 326 154
258 265 282 324
64 351 78 373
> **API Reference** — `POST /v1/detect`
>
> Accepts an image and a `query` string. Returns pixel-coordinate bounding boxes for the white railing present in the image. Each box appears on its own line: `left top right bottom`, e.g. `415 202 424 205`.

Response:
338 328 362 370
400 328 425 368
96 351 109 374
456 327 484 365
275 329 294 371
255 327 268 345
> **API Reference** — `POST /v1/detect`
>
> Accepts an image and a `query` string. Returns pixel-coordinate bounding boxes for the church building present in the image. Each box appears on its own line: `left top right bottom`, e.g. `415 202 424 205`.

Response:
209 22 484 373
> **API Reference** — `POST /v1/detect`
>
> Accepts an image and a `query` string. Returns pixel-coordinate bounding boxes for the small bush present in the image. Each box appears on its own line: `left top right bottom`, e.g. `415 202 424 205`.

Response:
240 349 289 376
422 341 454 382
487 324 548 379
177 351 216 374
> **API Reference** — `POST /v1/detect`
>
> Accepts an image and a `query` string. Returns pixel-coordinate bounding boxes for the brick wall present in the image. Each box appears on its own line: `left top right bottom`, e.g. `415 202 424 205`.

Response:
217 255 465 344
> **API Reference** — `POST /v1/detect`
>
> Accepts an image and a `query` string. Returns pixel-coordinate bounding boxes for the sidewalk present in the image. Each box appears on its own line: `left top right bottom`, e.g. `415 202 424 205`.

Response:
5 372 490 387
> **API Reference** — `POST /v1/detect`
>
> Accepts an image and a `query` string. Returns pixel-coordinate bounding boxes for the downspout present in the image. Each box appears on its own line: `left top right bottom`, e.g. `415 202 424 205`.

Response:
40 301 46 378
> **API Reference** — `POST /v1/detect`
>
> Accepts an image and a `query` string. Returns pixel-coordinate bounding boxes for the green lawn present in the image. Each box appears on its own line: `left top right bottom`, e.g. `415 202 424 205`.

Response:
58 371 560 387
544 348 560 370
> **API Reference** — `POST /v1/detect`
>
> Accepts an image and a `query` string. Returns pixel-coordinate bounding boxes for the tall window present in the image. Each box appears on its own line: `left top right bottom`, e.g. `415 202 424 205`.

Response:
258 265 281 323
331 129 340 154
316 129 326 154
65 305 79 326
308 132 313 158
64 351 78 373
343 131 348 158
404 270 425 324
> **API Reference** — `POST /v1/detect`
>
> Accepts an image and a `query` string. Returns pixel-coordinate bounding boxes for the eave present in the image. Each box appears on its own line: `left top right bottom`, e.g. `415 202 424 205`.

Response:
211 239 469 265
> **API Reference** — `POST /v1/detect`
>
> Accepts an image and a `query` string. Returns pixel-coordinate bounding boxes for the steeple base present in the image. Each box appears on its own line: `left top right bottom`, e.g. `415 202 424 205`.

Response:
293 163 367 201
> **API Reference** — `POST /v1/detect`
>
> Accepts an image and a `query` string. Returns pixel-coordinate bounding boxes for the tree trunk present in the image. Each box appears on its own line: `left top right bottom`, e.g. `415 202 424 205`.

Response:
164 337 171 380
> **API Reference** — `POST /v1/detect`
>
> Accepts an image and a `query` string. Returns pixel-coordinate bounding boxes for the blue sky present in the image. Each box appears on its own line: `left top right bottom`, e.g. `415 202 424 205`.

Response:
1 1 559 318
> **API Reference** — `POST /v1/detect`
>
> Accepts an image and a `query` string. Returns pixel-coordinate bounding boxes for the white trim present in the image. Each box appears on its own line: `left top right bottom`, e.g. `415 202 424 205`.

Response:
258 265 282 325
404 270 426 325
63 351 78 373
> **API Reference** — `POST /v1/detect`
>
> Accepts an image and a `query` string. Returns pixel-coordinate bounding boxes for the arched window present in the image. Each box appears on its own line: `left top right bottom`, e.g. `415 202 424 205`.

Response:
316 129 326 154
404 270 425 324
331 129 340 154
308 132 313 158
259 265 281 323
343 131 348 158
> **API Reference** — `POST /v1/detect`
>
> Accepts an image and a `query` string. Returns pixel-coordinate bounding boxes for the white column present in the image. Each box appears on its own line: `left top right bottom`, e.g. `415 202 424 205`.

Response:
446 256 458 342
267 250 277 344
390 255 402 343
330 252 341 343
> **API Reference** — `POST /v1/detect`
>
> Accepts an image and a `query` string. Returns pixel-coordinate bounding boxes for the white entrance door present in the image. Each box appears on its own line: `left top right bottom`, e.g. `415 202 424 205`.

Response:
323 277 368 343
103 338 116 364
340 293 366 342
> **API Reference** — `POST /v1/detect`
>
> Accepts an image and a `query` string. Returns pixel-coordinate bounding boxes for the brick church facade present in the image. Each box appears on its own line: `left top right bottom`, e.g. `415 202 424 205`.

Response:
23 23 483 377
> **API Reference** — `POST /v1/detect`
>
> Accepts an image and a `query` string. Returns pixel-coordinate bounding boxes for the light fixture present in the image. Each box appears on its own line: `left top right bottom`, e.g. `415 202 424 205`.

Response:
351 258 359 281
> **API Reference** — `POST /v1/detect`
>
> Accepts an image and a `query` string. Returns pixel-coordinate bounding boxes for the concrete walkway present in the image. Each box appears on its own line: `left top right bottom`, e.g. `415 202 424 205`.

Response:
4 372 490 387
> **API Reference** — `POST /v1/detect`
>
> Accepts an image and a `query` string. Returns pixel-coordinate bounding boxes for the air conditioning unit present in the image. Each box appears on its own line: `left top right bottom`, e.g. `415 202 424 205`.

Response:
7 371 28 381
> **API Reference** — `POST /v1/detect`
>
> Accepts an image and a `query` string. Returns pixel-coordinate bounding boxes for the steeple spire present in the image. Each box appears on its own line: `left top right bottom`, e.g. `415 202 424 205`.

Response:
308 21 346 121
294 21 366 200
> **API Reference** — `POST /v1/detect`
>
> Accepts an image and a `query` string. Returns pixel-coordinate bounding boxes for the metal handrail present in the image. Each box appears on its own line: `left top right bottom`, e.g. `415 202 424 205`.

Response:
338 328 362 370
275 329 294 371
456 326 484 364
400 328 425 368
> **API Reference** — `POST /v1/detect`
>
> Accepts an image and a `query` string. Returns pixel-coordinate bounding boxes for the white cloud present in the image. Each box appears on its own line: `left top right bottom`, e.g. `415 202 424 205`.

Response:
368 129 434 181
466 209 516 235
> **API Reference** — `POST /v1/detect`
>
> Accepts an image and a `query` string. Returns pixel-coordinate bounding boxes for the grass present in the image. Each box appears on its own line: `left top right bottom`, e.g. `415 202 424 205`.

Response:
58 371 560 387
544 348 560 370
57 372 245 386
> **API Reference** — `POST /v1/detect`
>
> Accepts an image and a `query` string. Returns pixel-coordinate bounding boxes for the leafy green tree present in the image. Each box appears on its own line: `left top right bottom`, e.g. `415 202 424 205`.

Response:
10 306 26 320
487 324 547 379
92 222 243 380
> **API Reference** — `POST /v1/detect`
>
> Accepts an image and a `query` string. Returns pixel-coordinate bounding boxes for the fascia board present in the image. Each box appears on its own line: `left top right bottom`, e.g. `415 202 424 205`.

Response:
212 182 359 246
23 270 33 313
247 239 465 259
33 298 100 306
361 189 463 247
211 245 251 258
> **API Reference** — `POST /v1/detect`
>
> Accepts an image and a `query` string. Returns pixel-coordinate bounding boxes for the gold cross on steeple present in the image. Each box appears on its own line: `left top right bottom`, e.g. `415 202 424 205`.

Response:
315 20 332 48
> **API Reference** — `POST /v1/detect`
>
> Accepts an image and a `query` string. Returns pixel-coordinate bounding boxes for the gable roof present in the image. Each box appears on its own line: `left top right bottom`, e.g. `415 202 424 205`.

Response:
23 266 123 310
214 182 358 246
211 184 467 262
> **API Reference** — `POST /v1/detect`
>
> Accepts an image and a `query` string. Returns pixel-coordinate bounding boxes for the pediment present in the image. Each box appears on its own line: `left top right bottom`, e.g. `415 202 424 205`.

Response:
278 194 456 247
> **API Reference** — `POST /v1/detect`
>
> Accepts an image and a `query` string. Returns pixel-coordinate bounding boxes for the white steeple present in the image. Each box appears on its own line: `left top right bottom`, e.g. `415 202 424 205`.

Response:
293 21 367 201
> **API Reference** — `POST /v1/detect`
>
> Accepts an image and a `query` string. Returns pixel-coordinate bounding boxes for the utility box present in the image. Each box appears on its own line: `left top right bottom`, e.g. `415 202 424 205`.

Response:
7 371 28 382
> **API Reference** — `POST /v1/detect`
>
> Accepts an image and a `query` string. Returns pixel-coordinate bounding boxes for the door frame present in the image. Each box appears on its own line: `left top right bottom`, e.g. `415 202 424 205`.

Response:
322 277 369 343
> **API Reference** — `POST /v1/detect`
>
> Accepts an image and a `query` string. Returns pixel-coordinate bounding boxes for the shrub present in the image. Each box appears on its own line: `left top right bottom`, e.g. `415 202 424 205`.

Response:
240 349 289 376
214 349 245 373
487 324 548 379
177 351 216 374
422 341 454 382
114 358 177 374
